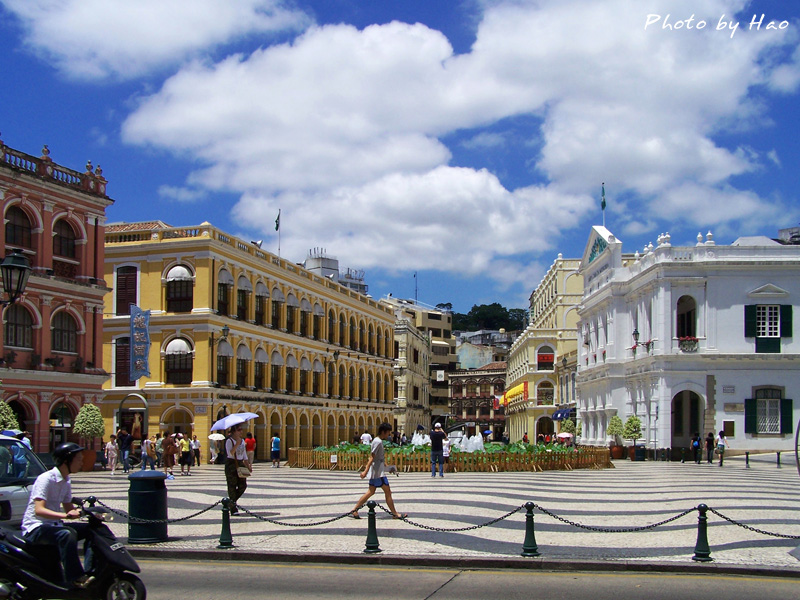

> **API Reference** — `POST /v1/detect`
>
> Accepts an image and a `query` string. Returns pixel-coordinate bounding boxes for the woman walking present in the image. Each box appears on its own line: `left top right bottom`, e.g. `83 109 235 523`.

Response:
225 425 251 515
716 430 730 467
162 431 177 479
105 434 118 475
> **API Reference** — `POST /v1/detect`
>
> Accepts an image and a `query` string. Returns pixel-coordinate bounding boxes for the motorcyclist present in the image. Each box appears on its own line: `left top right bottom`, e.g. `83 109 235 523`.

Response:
20 442 94 589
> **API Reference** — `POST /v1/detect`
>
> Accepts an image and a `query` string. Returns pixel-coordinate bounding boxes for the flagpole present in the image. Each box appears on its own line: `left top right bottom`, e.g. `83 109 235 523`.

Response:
276 209 281 260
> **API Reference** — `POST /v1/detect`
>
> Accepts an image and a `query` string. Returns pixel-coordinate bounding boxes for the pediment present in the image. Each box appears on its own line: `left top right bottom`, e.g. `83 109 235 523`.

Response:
747 283 789 298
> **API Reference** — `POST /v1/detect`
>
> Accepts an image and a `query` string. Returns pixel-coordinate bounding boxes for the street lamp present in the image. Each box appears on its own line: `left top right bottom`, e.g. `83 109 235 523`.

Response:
561 356 567 370
632 328 640 344
1 249 32 306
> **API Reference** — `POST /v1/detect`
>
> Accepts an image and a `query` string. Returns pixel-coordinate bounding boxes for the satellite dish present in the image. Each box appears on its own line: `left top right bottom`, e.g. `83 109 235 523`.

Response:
251 240 263 248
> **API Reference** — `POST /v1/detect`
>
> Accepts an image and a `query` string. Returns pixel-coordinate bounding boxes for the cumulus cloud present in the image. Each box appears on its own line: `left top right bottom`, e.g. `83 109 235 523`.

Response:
114 0 800 290
158 185 207 203
0 0 310 80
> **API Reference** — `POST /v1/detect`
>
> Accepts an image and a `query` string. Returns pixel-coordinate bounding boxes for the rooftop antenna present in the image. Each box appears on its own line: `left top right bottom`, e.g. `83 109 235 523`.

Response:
414 271 418 303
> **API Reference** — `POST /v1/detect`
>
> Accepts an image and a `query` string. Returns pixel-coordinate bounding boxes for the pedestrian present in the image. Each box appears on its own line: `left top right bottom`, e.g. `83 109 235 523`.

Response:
691 432 702 464
162 431 176 479
705 432 715 464
442 436 451 474
117 428 132 473
225 425 251 515
140 435 156 470
21 443 94 589
192 435 201 467
429 422 448 478
270 433 280 467
154 433 163 468
716 430 730 467
350 422 407 520
105 434 118 475
360 430 372 445
210 439 218 464
245 432 256 465
178 434 192 475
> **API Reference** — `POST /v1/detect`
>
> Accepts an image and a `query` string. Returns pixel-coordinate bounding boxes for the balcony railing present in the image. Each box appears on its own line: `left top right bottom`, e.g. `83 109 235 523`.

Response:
1 143 109 197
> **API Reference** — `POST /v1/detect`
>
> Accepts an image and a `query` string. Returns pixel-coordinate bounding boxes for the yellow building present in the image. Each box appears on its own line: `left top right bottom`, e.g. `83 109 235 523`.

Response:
505 255 583 442
102 221 395 461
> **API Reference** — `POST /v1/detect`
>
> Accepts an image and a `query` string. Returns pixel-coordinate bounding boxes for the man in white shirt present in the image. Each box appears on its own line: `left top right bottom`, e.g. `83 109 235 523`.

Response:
22 442 94 589
360 430 372 445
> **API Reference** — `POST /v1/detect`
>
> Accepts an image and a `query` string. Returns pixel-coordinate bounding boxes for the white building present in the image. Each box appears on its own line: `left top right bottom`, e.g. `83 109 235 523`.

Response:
577 226 798 456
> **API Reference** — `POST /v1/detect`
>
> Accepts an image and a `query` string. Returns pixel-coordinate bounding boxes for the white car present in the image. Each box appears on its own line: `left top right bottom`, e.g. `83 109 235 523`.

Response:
0 434 48 525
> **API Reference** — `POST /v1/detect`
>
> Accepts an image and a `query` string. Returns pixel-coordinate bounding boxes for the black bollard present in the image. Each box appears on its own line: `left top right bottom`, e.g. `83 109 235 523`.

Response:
681 448 685 463
363 500 382 554
217 497 234 549
745 452 750 469
520 502 540 557
692 504 712 562
777 452 781 468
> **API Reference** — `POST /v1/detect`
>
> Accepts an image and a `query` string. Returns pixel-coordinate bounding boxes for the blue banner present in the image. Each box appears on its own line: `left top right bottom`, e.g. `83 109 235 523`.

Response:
129 305 151 381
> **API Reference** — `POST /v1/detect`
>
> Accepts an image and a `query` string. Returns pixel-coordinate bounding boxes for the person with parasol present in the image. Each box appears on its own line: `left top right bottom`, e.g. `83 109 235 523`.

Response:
212 413 257 515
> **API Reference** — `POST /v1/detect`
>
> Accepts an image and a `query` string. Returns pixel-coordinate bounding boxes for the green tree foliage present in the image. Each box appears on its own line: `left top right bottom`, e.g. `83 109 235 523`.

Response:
0 402 20 431
623 415 643 442
560 418 576 434
508 308 529 330
450 303 527 332
607 415 624 440
576 421 582 436
73 403 105 442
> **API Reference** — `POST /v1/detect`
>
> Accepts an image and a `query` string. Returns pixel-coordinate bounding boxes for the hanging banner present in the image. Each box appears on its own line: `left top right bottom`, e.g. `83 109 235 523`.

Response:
130 305 151 381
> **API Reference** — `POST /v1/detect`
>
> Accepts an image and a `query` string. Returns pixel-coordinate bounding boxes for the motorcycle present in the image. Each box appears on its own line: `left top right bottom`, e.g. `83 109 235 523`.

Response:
0 496 145 600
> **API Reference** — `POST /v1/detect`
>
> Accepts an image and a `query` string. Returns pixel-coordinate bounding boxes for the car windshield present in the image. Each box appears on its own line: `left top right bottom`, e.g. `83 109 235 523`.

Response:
0 438 47 485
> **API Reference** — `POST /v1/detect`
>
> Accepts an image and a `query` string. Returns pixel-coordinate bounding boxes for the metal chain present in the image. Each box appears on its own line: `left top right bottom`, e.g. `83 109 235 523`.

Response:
531 503 698 533
708 507 800 539
375 502 525 532
233 503 353 527
96 499 223 524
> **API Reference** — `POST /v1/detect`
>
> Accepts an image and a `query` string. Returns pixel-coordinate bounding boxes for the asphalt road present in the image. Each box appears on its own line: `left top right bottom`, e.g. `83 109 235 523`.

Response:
137 559 799 600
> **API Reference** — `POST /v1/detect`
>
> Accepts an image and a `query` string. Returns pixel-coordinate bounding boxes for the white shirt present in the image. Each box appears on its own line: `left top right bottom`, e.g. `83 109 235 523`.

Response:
226 437 247 460
22 467 71 535
360 433 372 445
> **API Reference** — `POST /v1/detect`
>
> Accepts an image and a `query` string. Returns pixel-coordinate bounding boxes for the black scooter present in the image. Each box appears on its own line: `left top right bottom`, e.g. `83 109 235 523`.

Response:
0 497 145 600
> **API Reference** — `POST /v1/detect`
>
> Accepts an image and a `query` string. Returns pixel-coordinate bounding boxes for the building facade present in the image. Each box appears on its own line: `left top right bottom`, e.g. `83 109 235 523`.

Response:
391 313 430 436
102 221 395 461
505 255 583 442
448 361 506 439
1 141 112 452
576 227 799 455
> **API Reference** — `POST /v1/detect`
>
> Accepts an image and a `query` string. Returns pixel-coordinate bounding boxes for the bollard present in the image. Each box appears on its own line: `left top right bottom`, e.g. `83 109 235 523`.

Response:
363 500 382 554
217 497 234 549
745 452 750 469
692 504 712 562
681 448 685 463
520 502 540 557
777 452 781 468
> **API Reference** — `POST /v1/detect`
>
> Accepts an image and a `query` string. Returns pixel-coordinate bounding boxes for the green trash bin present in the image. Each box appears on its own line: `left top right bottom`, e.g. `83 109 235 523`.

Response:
127 470 168 543
634 445 646 461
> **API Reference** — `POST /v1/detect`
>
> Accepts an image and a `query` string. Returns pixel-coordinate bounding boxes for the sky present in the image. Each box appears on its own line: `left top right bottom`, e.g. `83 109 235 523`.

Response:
2 0 799 314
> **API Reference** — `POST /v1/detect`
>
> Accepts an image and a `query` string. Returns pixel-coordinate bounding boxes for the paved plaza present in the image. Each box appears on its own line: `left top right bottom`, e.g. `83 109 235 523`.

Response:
69 453 800 574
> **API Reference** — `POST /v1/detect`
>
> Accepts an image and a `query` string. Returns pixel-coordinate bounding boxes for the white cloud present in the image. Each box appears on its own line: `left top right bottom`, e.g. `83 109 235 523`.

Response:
158 185 207 203
1 0 310 80
112 0 800 291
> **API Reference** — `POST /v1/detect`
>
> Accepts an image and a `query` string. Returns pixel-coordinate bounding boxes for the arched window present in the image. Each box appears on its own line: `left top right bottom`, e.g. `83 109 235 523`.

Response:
53 219 76 258
286 294 299 334
237 276 252 321
217 340 233 386
337 365 345 398
217 269 233 316
166 265 193 313
328 310 337 344
5 206 32 248
4 304 33 348
537 346 555 370
236 344 252 388
677 295 697 338
254 282 269 326
537 381 554 405
165 338 193 385
327 362 335 396
52 311 77 352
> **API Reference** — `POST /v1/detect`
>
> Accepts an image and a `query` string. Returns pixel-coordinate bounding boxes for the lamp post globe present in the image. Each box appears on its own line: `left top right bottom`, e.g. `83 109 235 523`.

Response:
1 249 31 305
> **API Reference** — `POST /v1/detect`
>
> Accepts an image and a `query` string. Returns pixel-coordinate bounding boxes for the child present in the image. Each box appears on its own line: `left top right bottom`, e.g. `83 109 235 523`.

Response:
350 422 407 520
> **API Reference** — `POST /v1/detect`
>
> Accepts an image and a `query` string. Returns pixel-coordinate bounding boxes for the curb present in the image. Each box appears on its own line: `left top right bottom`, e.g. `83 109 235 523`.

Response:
127 547 800 579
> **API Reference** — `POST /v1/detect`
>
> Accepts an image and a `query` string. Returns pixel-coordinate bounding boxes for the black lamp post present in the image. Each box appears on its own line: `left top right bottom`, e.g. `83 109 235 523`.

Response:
561 356 567 370
632 328 640 345
1 249 32 306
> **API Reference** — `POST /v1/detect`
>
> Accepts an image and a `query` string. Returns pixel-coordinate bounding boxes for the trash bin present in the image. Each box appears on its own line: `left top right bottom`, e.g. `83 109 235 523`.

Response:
127 470 168 543
634 445 646 461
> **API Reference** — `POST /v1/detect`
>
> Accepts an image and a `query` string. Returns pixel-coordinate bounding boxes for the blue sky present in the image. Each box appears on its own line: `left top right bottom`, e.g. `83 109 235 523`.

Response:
2 0 799 314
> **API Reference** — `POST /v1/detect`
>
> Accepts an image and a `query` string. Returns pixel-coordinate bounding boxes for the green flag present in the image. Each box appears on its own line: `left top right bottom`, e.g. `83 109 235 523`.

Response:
601 184 606 211
275 209 281 231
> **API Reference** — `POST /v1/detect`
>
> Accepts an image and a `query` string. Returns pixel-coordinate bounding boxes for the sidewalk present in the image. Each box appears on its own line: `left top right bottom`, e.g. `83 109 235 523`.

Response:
70 454 800 576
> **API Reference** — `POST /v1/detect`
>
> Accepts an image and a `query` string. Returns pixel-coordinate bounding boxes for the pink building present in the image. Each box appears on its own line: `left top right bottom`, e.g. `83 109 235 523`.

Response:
1 138 112 452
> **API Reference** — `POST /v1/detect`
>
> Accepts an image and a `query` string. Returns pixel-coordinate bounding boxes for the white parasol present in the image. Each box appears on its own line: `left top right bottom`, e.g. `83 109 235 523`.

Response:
208 433 226 441
210 412 258 431
556 432 574 439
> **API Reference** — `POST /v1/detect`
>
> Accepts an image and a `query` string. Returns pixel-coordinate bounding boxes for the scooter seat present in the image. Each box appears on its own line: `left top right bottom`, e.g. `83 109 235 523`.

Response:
0 527 31 550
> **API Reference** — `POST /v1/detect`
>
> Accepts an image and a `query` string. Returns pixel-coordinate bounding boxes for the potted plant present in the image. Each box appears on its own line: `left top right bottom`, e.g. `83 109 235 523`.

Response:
607 415 624 459
72 403 106 471
623 415 643 461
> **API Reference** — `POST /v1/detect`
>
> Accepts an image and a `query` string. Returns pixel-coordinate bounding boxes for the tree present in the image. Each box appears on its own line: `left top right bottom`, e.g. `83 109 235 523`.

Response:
623 415 642 446
435 302 453 312
560 418 576 434
0 401 20 431
508 308 528 331
73 403 105 448
575 421 582 437
607 415 623 445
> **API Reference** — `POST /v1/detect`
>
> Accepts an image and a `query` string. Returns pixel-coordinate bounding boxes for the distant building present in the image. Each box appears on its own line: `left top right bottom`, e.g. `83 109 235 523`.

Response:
577 227 799 456
0 140 113 452
455 340 508 370
303 248 368 295
391 312 430 435
448 361 506 439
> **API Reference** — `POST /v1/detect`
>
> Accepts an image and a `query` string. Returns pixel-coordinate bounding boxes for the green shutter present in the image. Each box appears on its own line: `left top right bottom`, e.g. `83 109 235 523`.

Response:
755 337 780 353
744 398 757 434
780 398 793 434
780 305 792 338
744 305 757 337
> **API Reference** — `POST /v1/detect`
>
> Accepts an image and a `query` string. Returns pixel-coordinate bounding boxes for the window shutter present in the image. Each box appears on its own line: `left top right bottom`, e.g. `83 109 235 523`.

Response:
116 267 137 316
780 398 793 434
744 398 757 434
780 305 792 338
744 305 757 337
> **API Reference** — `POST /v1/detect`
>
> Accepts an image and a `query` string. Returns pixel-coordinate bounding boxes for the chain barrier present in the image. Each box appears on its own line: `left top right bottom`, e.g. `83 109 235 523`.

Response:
95 498 223 524
375 502 525 532
232 503 353 527
531 503 698 533
708 507 800 539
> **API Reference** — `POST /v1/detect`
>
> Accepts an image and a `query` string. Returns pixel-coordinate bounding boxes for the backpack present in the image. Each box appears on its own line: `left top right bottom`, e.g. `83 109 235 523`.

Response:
692 439 699 448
